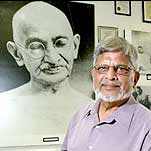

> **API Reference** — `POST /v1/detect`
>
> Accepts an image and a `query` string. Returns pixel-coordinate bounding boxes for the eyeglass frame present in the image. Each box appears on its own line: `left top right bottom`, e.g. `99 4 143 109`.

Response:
14 37 73 59
92 64 136 76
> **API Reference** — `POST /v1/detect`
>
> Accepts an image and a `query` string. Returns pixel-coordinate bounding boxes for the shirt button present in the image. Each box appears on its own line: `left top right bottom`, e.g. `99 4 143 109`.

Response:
88 145 93 150
95 125 100 128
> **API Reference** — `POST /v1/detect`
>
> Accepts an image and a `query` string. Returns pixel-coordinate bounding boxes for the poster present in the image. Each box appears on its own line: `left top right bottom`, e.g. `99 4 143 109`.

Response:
0 1 94 147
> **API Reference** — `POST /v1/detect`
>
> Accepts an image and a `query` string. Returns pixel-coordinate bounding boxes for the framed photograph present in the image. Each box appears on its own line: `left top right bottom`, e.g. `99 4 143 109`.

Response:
142 1 151 23
114 1 131 16
124 30 151 75
0 1 94 148
147 74 151 80
133 86 151 110
97 26 118 43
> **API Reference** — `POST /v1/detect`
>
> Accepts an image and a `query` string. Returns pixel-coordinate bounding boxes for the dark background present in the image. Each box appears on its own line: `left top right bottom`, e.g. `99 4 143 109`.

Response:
0 1 94 96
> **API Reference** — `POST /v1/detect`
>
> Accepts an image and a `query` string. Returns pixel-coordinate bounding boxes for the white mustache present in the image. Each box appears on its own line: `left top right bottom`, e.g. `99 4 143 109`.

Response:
40 63 63 70
101 80 121 87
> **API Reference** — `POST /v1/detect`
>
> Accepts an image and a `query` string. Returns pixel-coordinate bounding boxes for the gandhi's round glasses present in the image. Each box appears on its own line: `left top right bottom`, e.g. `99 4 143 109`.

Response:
15 38 71 59
93 64 135 76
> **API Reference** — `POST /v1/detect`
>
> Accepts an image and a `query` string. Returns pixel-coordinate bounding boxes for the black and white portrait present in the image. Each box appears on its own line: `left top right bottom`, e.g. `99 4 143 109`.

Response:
131 30 151 75
0 1 94 148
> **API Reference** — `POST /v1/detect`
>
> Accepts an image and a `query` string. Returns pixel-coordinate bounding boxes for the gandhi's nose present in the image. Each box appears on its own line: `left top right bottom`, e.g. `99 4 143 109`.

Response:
44 47 61 64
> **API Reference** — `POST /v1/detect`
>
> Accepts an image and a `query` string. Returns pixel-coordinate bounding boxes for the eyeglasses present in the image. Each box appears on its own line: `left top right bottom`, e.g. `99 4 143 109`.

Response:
93 64 135 76
15 38 71 59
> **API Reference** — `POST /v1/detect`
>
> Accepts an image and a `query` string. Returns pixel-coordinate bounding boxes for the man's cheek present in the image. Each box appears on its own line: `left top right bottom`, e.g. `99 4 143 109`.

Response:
128 76 135 87
122 79 133 92
93 78 101 90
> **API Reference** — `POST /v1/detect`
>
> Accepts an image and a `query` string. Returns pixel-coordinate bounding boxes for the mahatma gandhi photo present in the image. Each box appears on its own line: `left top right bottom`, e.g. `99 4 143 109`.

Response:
0 1 94 148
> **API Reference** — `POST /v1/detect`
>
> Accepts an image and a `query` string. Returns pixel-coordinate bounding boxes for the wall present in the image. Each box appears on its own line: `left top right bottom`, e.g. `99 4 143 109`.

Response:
76 1 151 86
77 1 151 43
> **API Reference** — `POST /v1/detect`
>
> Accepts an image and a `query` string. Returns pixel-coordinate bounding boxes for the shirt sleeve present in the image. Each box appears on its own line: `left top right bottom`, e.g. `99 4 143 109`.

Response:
61 121 71 151
61 133 68 151
61 114 77 151
61 102 91 151
61 123 72 151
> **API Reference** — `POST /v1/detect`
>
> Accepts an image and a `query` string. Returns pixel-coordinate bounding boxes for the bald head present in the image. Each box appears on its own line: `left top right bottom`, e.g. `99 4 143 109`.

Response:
12 1 73 43
7 1 80 87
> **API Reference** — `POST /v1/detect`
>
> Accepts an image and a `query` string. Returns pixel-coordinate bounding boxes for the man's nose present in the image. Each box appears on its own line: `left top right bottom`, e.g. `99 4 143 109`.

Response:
44 47 61 64
105 67 117 80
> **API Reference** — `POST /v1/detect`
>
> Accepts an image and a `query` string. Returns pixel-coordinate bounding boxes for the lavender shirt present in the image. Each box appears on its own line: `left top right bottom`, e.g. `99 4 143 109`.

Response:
62 96 151 151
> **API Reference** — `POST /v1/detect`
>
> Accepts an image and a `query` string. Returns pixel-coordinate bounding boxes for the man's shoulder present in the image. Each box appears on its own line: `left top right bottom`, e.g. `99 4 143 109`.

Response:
136 103 151 115
135 103 151 126
70 100 96 123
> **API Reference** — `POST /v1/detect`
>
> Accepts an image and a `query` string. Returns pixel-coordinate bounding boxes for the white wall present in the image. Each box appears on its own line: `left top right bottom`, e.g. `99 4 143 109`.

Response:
76 1 151 43
75 1 151 86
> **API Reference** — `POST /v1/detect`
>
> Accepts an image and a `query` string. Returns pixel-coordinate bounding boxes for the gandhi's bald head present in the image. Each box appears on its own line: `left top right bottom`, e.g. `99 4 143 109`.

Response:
12 1 73 43
7 1 80 86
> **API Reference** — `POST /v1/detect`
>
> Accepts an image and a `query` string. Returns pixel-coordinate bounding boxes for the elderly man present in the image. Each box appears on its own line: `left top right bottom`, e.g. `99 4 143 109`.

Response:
62 37 151 151
0 1 91 147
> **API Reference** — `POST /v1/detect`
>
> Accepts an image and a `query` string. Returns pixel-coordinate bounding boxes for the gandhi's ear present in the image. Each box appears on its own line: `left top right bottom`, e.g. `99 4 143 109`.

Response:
6 41 24 66
73 34 80 59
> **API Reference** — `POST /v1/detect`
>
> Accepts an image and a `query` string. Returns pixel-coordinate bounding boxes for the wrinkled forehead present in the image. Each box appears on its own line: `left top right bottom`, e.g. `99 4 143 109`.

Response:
96 51 130 65
12 2 73 42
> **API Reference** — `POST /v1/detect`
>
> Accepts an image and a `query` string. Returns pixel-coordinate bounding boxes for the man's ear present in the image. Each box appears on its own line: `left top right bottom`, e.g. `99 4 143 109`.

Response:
90 68 95 80
73 34 80 59
133 71 140 87
6 41 24 66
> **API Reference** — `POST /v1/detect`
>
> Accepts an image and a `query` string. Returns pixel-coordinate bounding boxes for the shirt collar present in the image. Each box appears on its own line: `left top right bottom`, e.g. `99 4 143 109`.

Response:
84 95 137 128
84 99 100 118
112 95 137 129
